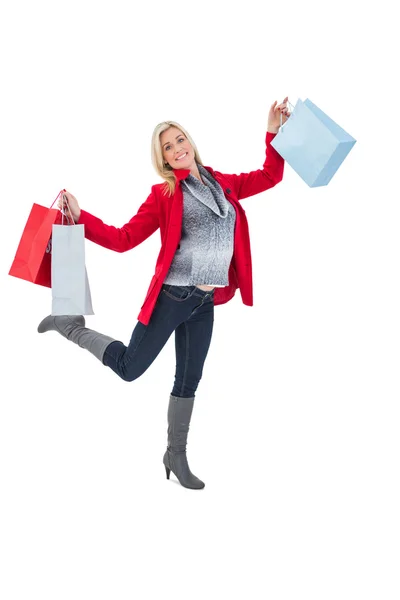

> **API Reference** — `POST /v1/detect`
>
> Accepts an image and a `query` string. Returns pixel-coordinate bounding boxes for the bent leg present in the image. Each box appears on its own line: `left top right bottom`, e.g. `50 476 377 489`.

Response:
103 286 211 383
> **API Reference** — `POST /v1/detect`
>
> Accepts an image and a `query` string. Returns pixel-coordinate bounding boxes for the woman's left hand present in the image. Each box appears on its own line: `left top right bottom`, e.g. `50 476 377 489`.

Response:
267 96 291 132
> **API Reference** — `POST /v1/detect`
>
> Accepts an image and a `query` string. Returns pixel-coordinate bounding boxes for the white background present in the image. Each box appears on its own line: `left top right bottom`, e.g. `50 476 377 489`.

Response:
1 0 398 598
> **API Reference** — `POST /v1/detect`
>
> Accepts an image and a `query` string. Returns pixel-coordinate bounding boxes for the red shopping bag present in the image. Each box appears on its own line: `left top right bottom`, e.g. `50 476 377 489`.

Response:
8 189 70 288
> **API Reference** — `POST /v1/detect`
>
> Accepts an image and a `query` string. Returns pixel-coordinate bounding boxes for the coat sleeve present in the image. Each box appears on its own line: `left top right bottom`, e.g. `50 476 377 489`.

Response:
77 188 160 252
221 131 285 200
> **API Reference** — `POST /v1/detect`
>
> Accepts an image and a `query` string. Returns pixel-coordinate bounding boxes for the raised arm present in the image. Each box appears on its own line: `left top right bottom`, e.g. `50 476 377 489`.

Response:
221 98 290 200
223 131 285 200
61 189 160 252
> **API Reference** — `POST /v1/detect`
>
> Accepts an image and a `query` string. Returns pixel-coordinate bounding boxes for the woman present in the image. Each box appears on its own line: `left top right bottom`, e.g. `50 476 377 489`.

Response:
38 97 291 490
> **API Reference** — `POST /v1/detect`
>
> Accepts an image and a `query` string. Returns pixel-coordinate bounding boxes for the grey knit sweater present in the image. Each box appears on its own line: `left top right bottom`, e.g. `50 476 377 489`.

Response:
163 164 236 288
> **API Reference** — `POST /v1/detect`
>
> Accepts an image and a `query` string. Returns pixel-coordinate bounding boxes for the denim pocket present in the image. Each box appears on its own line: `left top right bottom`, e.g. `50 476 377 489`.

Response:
162 285 197 302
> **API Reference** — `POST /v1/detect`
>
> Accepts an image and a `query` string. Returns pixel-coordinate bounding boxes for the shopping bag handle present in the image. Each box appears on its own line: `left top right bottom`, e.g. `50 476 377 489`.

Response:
60 195 75 226
279 100 295 133
49 189 75 225
49 189 66 209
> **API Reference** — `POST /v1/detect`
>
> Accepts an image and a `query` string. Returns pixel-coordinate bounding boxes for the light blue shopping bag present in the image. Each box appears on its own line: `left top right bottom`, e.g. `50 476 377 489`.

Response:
270 98 356 187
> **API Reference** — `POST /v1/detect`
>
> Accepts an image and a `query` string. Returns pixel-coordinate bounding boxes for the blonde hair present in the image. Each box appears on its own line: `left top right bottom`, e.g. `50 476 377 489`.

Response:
151 121 203 196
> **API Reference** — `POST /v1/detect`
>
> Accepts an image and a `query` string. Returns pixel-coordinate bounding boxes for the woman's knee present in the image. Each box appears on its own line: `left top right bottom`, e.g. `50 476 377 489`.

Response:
118 365 142 382
117 357 151 382
119 372 137 383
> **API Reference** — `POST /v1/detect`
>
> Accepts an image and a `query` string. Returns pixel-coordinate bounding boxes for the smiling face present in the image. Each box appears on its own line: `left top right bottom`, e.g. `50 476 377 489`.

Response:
160 126 196 171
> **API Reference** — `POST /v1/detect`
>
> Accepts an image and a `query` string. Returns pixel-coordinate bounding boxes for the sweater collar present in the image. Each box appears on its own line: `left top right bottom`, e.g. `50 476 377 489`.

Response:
181 164 230 218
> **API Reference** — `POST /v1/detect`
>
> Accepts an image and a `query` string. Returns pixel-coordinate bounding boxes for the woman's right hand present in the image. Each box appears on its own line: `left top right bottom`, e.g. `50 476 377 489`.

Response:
58 190 81 223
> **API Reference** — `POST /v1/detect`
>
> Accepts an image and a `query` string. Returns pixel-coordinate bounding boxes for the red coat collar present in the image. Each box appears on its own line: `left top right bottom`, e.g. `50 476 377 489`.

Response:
172 168 191 181
172 165 216 182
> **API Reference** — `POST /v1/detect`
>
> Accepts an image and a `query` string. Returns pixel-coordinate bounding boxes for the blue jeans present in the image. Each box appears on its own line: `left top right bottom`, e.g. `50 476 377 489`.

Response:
103 284 215 397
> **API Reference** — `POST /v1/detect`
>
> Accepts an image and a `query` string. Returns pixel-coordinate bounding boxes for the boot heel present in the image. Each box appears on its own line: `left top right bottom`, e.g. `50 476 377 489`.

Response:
165 465 171 479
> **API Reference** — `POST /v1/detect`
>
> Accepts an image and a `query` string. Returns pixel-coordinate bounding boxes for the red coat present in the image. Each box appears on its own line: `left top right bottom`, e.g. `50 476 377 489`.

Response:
78 131 284 325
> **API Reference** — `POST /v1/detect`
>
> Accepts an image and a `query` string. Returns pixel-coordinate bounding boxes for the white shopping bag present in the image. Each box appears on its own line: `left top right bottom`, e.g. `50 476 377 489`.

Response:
51 223 94 315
